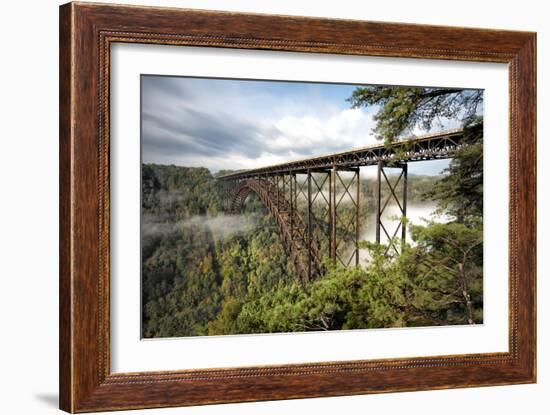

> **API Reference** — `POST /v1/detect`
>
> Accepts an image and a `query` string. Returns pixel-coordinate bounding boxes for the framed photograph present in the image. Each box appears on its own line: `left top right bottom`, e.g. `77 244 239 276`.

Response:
59 2 536 412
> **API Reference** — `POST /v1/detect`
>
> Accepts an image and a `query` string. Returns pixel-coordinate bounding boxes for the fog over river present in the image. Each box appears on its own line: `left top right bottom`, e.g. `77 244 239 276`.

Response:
356 202 451 264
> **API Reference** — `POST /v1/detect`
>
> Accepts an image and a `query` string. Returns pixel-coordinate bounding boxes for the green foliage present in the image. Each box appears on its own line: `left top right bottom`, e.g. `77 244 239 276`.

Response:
348 85 484 224
370 220 483 326
141 164 294 338
217 217 483 334
207 297 243 335
142 160 483 337
347 86 483 143
142 82 485 338
345 84 484 325
233 267 363 333
423 124 483 223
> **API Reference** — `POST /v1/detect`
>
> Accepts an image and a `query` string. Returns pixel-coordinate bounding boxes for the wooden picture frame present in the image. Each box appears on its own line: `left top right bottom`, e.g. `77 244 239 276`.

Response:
59 2 536 412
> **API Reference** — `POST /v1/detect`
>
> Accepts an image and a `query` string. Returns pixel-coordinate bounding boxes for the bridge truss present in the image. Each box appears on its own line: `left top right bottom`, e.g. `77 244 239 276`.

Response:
218 127 476 283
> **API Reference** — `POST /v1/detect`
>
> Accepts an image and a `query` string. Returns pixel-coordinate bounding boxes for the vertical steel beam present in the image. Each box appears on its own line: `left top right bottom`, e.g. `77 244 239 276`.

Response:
327 169 332 263
228 181 231 210
330 163 337 264
291 173 296 239
355 168 360 266
307 169 312 282
377 162 408 255
229 181 232 212
376 161 382 243
223 180 227 211
276 174 279 209
282 174 286 212
225 181 229 211
402 163 408 245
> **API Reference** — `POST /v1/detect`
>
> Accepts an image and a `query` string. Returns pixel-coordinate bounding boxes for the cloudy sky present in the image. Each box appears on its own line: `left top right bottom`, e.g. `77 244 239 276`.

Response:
141 75 454 175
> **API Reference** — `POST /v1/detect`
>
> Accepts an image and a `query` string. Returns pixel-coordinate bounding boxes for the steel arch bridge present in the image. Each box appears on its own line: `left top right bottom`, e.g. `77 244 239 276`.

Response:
218 126 480 283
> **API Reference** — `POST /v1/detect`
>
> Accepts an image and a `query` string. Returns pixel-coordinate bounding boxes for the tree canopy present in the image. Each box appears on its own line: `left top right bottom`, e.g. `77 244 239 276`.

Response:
423 124 483 222
347 86 483 143
141 164 478 337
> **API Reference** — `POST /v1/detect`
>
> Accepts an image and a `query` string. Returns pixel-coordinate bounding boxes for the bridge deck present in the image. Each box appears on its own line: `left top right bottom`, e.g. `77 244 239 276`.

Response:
218 128 465 180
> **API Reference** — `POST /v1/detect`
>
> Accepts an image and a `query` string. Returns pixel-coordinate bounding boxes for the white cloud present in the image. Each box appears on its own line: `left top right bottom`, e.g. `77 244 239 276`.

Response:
189 108 378 171
141 76 457 176
265 108 378 158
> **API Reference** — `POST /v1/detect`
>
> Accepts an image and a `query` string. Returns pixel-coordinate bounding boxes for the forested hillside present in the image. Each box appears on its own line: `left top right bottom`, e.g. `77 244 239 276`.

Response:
141 154 483 337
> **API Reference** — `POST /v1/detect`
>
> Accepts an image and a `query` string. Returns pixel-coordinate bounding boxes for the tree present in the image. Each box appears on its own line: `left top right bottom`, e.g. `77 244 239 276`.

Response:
233 266 369 334
344 85 485 326
347 86 483 143
423 124 483 222
220 220 484 334
348 85 483 223
408 221 483 324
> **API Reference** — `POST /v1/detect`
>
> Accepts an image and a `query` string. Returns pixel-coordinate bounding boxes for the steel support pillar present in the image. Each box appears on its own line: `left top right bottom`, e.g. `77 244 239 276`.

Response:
282 174 286 213
376 161 382 243
291 173 296 239
401 163 408 247
330 163 337 265
355 168 360 266
307 169 313 282
332 167 360 267
375 161 408 255
276 174 280 210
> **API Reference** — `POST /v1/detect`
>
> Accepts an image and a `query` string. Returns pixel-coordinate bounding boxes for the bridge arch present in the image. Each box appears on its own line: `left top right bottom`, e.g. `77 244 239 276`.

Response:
228 178 322 283
219 128 477 281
